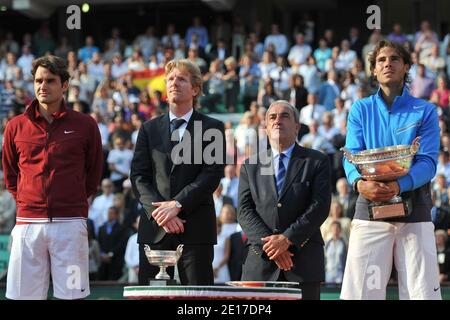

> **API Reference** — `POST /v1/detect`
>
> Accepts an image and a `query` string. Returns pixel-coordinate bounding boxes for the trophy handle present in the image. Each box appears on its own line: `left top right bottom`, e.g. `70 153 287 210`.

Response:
175 244 184 260
340 147 354 163
410 136 420 155
144 244 152 254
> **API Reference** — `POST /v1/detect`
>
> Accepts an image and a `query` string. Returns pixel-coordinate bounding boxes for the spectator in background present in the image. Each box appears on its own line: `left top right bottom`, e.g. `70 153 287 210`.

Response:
334 177 357 219
213 183 234 217
431 76 450 110
187 47 207 73
314 38 332 72
125 216 140 284
318 69 340 111
387 23 408 46
287 74 308 112
91 112 110 150
432 174 449 213
335 40 357 72
213 219 231 283
340 71 360 105
134 26 159 61
210 15 231 47
410 63 435 99
299 93 326 127
87 52 105 85
201 59 225 113
111 53 128 80
298 55 321 94
231 16 246 60
208 38 229 63
248 32 264 62
162 23 181 51
323 29 337 48
17 45 34 81
0 31 19 55
321 198 351 243
436 229 450 284
421 44 446 76
318 111 340 142
0 52 20 82
0 172 16 234
107 135 134 193
88 223 101 281
98 206 128 281
89 178 115 236
218 204 240 238
259 79 279 109
348 27 364 58
78 36 100 64
288 33 312 67
324 221 347 284
33 22 56 57
264 24 289 57
258 50 277 82
54 36 73 60
222 56 239 113
300 119 336 155
185 16 209 51
436 151 450 185
228 229 248 281
239 54 261 110
220 165 240 208
332 97 348 134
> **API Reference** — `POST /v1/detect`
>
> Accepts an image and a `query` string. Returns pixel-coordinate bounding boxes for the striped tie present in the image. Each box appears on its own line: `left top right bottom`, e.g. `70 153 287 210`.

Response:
276 153 286 195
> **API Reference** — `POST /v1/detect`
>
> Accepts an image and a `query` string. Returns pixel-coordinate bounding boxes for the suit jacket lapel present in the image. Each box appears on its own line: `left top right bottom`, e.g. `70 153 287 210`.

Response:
258 148 278 200
160 113 172 155
278 144 306 200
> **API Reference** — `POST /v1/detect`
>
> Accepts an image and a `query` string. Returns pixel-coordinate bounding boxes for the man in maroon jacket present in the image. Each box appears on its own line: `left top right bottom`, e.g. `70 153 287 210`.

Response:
2 55 103 300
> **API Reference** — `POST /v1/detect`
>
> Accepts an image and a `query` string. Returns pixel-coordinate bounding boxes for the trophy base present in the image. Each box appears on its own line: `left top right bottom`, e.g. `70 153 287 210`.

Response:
149 278 178 286
368 197 410 221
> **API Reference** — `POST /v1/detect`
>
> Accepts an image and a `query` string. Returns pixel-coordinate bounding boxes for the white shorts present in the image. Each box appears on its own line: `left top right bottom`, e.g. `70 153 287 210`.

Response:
340 219 441 300
6 220 90 300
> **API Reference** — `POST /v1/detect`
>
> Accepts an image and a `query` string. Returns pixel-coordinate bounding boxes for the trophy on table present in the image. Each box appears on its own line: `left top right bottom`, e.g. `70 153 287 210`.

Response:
341 137 420 220
144 244 183 286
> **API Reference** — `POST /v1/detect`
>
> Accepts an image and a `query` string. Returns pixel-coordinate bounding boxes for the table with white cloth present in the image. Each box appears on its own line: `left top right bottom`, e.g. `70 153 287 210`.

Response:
123 285 302 300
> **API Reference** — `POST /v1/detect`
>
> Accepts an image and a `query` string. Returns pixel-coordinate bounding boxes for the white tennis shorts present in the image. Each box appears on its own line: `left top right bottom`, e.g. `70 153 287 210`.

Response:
6 220 90 300
340 219 441 300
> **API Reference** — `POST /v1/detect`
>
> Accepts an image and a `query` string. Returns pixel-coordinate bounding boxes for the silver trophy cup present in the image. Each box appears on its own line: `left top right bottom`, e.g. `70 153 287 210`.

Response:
341 137 420 220
144 244 184 280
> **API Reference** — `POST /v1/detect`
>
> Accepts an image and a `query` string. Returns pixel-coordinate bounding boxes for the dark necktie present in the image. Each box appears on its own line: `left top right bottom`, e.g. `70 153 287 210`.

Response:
276 153 286 195
171 118 186 146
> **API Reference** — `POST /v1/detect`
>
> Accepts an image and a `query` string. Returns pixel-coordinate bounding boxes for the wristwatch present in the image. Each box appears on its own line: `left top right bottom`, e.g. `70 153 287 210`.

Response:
175 200 182 209
352 177 363 193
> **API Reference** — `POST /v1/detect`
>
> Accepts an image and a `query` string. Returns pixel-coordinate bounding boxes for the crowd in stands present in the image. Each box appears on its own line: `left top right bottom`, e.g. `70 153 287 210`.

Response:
1 16 450 284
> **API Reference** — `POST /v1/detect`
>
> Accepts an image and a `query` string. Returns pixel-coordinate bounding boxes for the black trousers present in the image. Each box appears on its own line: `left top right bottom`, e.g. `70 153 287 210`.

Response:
278 272 321 300
138 234 214 285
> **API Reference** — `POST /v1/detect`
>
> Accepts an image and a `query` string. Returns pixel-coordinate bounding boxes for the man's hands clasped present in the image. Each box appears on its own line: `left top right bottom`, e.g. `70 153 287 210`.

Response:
261 234 294 271
152 200 186 234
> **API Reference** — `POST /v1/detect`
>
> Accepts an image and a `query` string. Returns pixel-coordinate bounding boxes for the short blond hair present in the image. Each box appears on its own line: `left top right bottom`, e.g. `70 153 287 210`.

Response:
165 59 203 107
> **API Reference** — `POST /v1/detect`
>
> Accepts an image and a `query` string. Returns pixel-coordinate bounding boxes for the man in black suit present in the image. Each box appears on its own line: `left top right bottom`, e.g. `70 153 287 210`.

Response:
238 100 331 300
131 59 225 285
97 206 129 280
228 230 248 281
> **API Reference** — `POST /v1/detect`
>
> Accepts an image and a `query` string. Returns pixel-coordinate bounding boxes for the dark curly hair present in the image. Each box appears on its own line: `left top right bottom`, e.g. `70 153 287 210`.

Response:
368 40 412 85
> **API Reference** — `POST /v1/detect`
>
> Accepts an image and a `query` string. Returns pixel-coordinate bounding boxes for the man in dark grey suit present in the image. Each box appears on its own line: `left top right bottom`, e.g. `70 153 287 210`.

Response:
238 100 331 299
131 59 225 285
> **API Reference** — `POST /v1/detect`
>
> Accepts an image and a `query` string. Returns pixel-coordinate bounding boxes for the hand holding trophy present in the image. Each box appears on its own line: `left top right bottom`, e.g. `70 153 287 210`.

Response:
341 137 420 220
